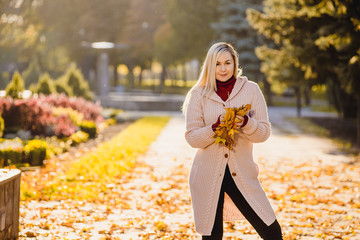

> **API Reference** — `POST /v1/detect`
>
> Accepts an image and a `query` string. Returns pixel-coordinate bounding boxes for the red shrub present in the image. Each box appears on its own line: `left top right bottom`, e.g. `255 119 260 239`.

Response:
53 114 77 138
0 94 96 137
40 94 103 123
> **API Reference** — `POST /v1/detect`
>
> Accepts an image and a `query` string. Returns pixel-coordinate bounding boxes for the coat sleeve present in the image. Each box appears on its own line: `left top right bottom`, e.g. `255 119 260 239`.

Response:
241 83 271 143
185 90 215 149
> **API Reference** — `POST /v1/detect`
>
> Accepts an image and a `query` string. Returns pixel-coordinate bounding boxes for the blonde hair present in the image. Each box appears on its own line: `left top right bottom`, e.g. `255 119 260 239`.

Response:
182 42 242 114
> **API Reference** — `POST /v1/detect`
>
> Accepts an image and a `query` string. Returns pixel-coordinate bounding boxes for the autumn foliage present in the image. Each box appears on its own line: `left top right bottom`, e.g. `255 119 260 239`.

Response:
20 116 170 201
214 104 251 149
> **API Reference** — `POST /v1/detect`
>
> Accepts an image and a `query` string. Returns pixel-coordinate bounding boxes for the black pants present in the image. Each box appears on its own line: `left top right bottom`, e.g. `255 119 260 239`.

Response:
202 165 283 240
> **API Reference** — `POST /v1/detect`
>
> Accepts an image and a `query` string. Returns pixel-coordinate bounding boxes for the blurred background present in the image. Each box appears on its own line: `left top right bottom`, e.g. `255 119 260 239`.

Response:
0 0 359 148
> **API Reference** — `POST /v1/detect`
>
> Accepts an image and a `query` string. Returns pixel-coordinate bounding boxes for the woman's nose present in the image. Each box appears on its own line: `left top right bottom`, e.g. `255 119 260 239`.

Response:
221 64 226 71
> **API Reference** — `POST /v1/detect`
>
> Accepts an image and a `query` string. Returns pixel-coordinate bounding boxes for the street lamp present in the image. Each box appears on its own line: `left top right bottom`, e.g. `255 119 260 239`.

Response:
81 41 127 102
91 41 115 49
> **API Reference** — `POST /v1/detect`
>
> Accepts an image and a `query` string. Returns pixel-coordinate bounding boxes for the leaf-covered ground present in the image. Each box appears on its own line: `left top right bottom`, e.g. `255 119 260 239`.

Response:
19 114 360 239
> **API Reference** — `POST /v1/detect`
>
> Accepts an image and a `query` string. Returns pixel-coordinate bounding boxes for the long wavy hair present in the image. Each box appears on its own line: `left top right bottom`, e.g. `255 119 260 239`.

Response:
182 42 242 114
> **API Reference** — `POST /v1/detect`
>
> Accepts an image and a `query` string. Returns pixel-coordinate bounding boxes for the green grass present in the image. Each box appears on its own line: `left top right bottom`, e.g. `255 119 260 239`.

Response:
285 117 330 137
271 99 298 107
310 104 337 113
286 116 358 155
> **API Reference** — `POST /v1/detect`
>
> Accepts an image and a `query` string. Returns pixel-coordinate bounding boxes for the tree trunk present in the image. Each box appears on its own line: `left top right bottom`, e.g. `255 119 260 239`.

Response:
263 77 272 106
158 64 167 93
127 65 135 90
328 79 357 119
183 65 187 82
357 96 360 149
303 84 311 106
172 69 177 86
294 85 302 117
138 67 143 86
340 90 357 119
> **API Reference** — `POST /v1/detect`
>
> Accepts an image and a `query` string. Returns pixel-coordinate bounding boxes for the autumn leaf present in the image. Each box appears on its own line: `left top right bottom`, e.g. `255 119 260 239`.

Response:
214 104 251 149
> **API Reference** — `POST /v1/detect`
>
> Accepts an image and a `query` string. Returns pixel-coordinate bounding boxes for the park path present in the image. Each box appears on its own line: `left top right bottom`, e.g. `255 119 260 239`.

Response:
19 108 360 239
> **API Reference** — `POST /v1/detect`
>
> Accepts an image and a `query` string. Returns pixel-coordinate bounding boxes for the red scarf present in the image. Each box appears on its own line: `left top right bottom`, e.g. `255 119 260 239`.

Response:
212 75 248 131
216 75 236 102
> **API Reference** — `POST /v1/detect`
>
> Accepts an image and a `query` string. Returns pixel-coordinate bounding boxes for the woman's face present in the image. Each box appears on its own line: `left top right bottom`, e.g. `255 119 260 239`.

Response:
215 51 234 82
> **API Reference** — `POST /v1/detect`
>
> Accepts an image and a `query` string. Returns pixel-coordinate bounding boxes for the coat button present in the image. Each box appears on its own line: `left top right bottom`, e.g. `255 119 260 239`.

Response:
224 154 228 158
232 172 237 177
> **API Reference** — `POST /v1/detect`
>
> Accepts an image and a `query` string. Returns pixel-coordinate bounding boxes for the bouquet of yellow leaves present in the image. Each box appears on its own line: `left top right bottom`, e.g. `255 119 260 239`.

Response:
214 104 251 150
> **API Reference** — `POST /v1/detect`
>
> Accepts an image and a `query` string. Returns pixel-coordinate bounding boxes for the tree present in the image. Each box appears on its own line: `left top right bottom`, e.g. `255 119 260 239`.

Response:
212 0 264 82
0 0 42 72
119 0 165 89
64 64 93 100
5 71 25 99
35 73 56 95
153 23 179 93
165 0 220 62
255 44 305 116
212 0 274 104
247 0 360 147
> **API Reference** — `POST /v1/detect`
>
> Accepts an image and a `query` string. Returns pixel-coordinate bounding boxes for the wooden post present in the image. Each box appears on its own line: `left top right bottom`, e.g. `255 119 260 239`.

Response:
0 169 21 239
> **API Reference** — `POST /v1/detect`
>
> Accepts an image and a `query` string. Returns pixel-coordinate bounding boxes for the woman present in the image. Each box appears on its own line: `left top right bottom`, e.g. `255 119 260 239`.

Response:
183 42 283 239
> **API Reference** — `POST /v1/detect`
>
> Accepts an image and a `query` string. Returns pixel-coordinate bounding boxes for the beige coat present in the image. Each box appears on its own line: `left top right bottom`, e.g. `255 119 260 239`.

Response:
185 76 277 235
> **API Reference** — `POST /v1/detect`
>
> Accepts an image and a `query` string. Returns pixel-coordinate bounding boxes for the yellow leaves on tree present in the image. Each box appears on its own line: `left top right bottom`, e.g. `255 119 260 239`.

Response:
214 104 251 150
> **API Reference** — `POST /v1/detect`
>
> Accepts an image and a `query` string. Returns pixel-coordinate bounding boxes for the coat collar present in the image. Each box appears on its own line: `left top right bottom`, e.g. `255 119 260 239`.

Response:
207 76 248 103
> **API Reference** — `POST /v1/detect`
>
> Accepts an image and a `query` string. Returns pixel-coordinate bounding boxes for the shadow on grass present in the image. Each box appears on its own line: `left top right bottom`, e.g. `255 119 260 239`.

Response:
286 116 359 157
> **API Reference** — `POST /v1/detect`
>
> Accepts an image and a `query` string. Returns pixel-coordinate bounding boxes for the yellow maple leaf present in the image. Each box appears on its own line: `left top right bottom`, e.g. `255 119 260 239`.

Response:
214 104 251 149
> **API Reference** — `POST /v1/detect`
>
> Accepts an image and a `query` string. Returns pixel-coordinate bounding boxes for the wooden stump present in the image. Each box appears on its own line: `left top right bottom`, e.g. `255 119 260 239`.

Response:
0 169 21 240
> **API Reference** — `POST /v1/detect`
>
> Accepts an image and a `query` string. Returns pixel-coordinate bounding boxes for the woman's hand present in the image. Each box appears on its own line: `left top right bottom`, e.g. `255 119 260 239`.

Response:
212 115 222 132
234 114 249 128
234 109 254 128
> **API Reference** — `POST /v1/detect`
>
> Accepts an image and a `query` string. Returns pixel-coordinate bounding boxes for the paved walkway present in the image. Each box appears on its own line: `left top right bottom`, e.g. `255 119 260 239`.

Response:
109 109 359 239
19 108 359 239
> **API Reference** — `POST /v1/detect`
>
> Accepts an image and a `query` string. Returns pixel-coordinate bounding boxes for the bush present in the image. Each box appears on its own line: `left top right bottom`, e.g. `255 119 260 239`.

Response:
53 107 84 126
0 97 54 135
53 114 77 138
0 96 78 138
41 94 103 123
15 98 54 135
0 138 23 166
79 120 97 138
35 73 56 95
68 71 93 101
5 71 25 99
45 136 69 157
0 97 19 133
56 64 93 100
54 77 73 97
69 131 89 146
0 94 102 138
23 139 48 166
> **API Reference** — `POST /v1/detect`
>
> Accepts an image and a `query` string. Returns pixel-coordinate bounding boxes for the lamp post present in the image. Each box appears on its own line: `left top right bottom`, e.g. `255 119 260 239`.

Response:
81 41 127 103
